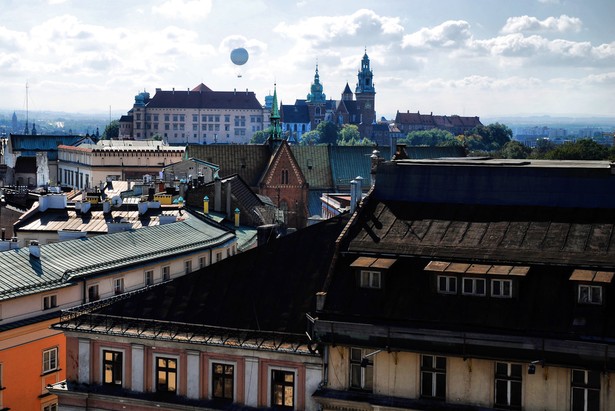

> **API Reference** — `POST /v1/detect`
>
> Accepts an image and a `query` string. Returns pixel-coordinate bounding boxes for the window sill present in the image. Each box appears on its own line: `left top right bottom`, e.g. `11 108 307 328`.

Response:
41 368 61 377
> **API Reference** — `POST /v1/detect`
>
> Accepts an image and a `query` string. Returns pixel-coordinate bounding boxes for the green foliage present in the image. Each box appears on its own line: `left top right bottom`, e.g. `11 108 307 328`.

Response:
530 138 557 159
401 128 458 147
543 138 609 160
498 141 532 159
316 121 339 145
102 120 119 139
250 129 271 144
465 123 513 152
337 124 373 146
299 130 321 145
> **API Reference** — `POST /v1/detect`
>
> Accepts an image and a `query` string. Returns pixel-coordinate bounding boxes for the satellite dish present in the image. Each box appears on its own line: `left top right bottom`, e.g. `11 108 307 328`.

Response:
111 195 123 208
230 47 249 66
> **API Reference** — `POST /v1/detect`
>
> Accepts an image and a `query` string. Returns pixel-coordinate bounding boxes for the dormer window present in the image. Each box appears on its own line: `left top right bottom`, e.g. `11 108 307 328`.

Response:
570 269 612 306
351 256 397 290
426 261 528 298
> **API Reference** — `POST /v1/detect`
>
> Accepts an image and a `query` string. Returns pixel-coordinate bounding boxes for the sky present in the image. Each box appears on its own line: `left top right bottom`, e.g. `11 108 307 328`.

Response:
0 0 614 120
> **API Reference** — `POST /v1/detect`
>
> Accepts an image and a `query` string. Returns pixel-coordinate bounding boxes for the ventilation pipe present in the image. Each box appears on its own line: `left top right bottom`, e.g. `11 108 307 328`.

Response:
29 240 41 258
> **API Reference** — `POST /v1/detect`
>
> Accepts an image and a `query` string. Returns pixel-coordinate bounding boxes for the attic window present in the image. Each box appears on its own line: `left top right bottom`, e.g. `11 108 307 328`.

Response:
569 269 613 305
351 257 397 290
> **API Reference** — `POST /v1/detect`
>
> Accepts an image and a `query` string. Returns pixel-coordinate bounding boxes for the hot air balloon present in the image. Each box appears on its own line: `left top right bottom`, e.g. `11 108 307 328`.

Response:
230 47 249 66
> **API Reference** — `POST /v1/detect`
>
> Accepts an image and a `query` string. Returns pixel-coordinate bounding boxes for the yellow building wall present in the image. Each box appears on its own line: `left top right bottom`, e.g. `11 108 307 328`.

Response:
0 318 65 411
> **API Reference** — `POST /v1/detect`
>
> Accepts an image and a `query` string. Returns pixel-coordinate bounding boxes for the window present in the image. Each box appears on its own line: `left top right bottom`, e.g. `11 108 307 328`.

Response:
185 260 192 274
281 169 289 184
199 256 207 269
216 252 222 262
162 266 171 281
43 403 58 411
271 370 294 408
462 277 486 296
492 279 513 298
43 347 58 373
156 357 178 394
43 294 57 310
360 270 381 289
113 278 124 295
495 362 522 409
145 270 154 286
88 285 99 302
571 369 600 411
578 285 602 305
350 348 373 391
212 363 234 401
103 350 123 386
437 275 457 294
421 355 446 400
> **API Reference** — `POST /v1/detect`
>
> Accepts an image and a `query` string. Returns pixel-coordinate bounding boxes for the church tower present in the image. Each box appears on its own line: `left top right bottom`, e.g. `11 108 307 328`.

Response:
355 49 376 138
306 64 327 130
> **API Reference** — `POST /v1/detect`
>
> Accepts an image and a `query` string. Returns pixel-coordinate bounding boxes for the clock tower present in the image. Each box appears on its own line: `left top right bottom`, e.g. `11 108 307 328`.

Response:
355 49 376 138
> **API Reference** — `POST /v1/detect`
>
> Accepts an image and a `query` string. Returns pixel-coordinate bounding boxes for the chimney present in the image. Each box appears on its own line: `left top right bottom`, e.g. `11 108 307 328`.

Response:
214 178 222 212
350 180 358 214
370 149 381 187
234 208 240 227
316 291 327 311
29 240 41 258
103 201 111 214
138 201 148 215
203 195 209 214
225 181 232 219
81 201 91 214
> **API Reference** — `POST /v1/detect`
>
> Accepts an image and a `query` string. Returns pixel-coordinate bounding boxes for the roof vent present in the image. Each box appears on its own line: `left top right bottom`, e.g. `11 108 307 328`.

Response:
29 240 41 258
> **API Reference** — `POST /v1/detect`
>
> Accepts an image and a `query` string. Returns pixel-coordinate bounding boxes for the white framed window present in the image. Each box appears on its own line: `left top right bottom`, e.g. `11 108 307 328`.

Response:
43 347 58 373
184 260 192 274
87 284 99 302
162 265 171 281
495 362 522 408
360 270 381 289
437 275 457 294
491 279 513 298
113 278 124 295
462 277 486 296
349 347 373 391
420 355 446 400
43 294 58 310
571 369 600 411
199 256 208 269
578 285 602 305
145 270 154 286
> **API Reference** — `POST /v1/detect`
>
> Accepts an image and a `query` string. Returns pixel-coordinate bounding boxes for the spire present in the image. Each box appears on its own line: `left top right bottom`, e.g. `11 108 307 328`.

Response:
269 84 282 141
356 49 375 94
307 63 326 103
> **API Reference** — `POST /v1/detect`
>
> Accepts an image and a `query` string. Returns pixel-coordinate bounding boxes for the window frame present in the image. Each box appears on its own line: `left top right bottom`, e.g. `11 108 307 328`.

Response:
154 355 179 394
571 369 600 411
494 362 522 409
349 347 373 391
437 275 457 295
578 284 602 305
113 278 124 295
42 347 59 374
87 284 100 302
462 277 486 296
145 270 154 286
270 368 296 409
102 349 124 387
359 270 382 289
162 265 171 281
43 294 58 310
184 259 192 274
420 355 446 400
211 361 235 402
491 279 513 299
43 402 58 411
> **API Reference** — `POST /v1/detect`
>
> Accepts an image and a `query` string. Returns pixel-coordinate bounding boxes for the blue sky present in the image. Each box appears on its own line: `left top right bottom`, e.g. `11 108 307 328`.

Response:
1 0 613 119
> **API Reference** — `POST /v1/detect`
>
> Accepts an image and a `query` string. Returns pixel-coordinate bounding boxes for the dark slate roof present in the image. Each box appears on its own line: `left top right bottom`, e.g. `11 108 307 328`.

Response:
10 134 83 151
280 104 310 124
290 145 333 189
329 145 377 189
146 88 263 110
0 217 234 302
185 144 272 187
75 215 349 333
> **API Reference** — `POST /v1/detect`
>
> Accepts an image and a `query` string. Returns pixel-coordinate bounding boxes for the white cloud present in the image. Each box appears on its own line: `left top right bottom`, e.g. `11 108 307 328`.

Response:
402 20 472 49
152 0 213 22
501 15 582 34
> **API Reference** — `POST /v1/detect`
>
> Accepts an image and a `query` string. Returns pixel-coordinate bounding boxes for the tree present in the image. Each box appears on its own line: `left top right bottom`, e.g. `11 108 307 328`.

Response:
531 138 557 159
102 120 119 139
498 141 532 159
316 121 339 145
337 124 374 145
544 139 609 160
250 129 270 144
401 129 457 146
299 130 321 145
467 123 512 152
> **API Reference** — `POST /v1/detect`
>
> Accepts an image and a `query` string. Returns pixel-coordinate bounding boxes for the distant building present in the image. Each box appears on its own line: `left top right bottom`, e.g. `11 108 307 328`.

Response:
394 111 482 136
118 84 269 144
